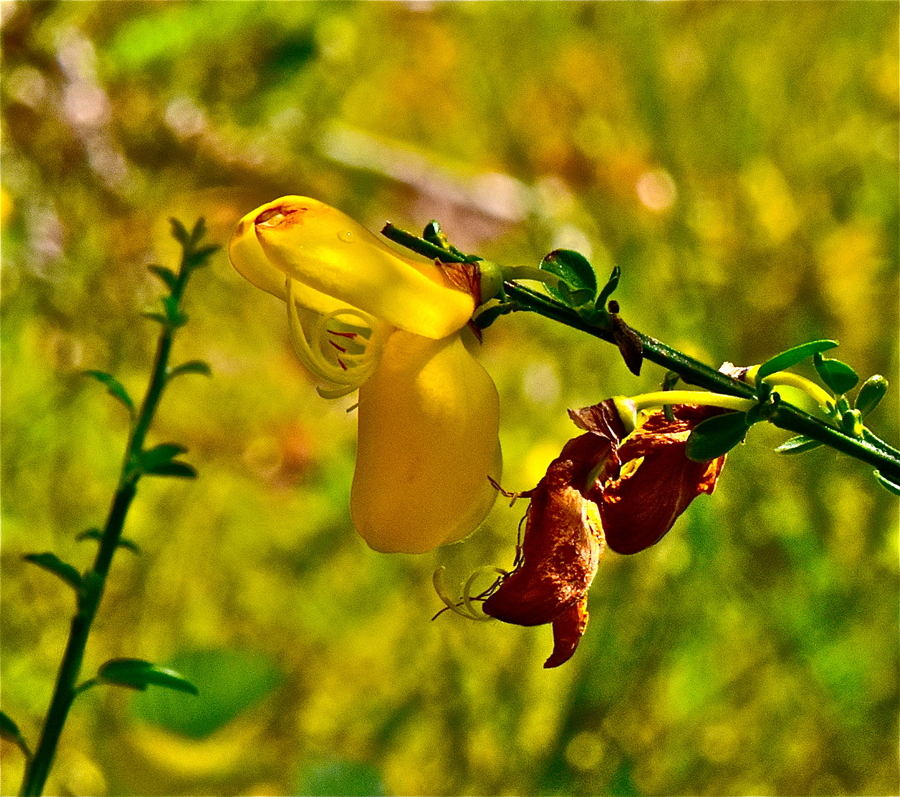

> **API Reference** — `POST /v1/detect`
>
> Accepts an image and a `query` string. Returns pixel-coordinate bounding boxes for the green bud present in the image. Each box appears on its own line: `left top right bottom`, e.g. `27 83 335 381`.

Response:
477 260 505 305
855 375 888 417
840 408 864 438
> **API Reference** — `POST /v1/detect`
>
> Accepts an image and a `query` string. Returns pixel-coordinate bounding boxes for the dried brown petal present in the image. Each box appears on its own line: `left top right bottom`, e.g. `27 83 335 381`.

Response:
482 433 608 664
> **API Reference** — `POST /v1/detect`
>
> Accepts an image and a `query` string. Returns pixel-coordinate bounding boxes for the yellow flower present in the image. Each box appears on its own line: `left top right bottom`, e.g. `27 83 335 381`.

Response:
229 197 501 553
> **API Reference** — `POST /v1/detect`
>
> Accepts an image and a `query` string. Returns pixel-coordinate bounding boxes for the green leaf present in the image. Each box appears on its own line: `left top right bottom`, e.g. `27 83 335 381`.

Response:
167 360 212 380
595 265 622 310
874 470 900 496
685 412 749 462
813 353 859 395
139 443 188 471
148 264 178 291
0 710 32 760
142 311 169 325
98 658 199 695
83 370 135 415
185 244 219 270
145 461 198 479
169 217 191 247
131 648 280 739
474 302 514 330
76 528 141 554
23 552 82 590
774 435 823 454
539 249 598 306
756 340 838 380
188 217 207 247
855 375 888 416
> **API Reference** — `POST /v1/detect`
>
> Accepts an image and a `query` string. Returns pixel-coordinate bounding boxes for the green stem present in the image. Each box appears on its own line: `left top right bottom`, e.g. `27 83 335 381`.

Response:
503 283 900 482
378 224 900 483
19 228 204 797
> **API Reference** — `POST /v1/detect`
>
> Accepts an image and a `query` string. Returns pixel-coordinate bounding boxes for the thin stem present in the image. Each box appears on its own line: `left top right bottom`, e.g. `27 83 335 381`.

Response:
19 226 208 797
502 284 900 482
379 223 900 482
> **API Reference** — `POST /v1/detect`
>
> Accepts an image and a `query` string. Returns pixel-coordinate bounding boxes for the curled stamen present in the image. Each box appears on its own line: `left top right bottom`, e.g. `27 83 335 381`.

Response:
286 279 389 398
432 566 507 622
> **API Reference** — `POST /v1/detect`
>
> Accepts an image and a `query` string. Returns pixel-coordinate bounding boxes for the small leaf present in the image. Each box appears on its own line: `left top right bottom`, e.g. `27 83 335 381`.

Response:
185 244 219 270
756 340 838 380
595 265 621 310
148 265 178 291
873 470 900 496
139 443 188 472
23 552 82 590
98 658 199 695
813 353 859 395
167 360 212 380
474 302 514 330
83 370 135 415
540 250 598 306
774 435 823 454
0 710 32 760
145 461 198 479
142 311 169 325
685 412 749 462
855 375 888 416
188 217 207 247
76 528 140 554
169 217 191 247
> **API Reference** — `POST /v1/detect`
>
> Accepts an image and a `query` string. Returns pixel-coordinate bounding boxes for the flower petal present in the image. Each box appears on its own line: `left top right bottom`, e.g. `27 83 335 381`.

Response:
229 210 289 300
252 197 475 339
482 433 607 629
597 405 727 555
545 596 589 669
351 329 501 554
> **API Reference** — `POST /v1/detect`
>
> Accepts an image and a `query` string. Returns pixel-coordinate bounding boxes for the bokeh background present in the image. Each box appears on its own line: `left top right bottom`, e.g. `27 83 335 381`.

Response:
2 2 898 795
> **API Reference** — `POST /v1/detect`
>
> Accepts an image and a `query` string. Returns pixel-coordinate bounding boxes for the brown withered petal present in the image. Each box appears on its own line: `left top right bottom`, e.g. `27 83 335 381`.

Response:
545 596 590 668
594 405 727 555
568 399 628 443
482 433 608 667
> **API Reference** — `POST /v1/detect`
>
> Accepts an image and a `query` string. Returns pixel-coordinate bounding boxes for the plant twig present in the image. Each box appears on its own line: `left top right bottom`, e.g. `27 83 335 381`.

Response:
19 220 215 797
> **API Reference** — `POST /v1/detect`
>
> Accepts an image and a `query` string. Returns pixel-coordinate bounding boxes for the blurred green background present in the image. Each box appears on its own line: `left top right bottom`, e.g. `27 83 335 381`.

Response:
2 2 898 795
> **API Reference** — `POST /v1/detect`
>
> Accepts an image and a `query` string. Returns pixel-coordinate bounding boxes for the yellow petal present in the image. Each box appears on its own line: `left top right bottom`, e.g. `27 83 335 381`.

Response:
251 197 475 339
229 211 288 300
351 329 502 554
